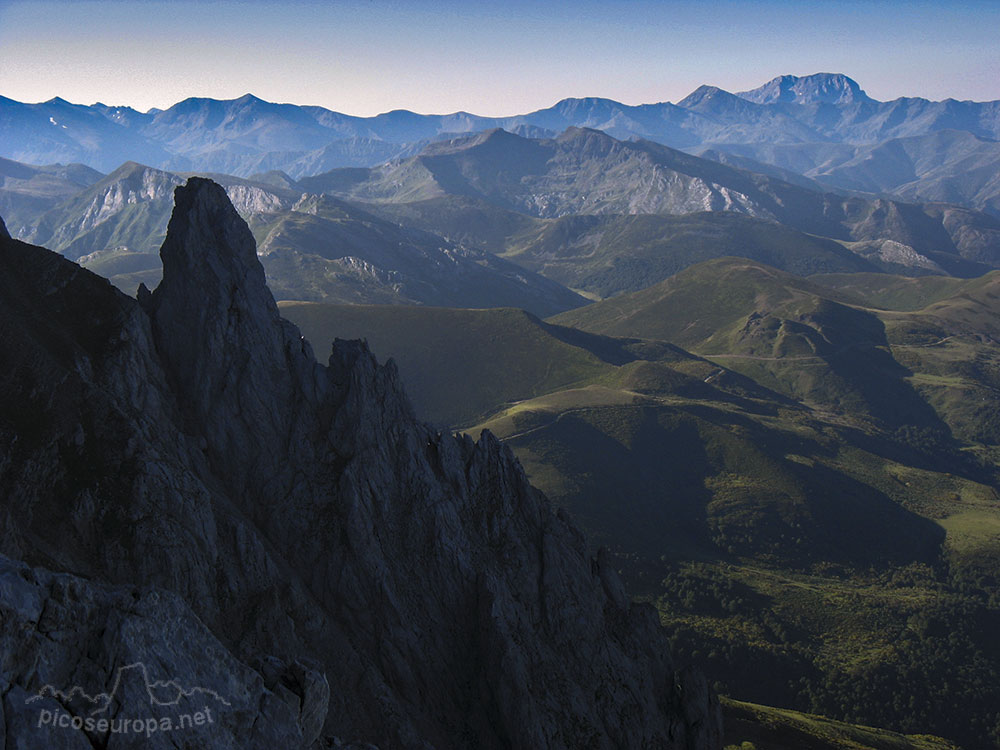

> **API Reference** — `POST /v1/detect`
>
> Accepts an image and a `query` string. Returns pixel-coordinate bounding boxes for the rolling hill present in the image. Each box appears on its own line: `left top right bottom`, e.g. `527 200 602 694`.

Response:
554 257 1000 442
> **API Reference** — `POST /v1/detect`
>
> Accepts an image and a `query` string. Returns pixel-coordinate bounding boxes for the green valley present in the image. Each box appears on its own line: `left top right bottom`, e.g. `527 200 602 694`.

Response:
281 258 1000 748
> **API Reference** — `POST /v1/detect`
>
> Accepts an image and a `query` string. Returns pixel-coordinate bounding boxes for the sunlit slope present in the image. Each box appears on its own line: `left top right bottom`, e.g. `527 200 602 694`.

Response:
721 698 960 750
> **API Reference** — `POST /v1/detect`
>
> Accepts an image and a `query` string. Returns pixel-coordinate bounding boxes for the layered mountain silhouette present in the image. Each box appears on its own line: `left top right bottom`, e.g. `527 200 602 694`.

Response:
7 122 1000 311
4 159 586 315
3 74 999 187
308 127 1000 277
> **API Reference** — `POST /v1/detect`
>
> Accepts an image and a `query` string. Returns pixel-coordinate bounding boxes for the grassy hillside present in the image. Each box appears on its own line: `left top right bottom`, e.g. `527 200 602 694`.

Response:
721 698 960 750
498 212 878 298
364 198 879 299
471 362 1000 748
280 302 616 426
808 272 972 311
553 258 1000 442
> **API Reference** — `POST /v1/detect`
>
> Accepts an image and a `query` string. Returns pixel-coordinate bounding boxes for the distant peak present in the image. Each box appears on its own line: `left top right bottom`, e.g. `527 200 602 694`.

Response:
555 127 620 155
105 160 147 178
737 73 871 105
478 126 519 140
160 177 261 276
676 85 740 109
107 160 170 180
554 96 618 107
557 126 613 140
422 126 528 156
145 177 280 363
690 85 723 95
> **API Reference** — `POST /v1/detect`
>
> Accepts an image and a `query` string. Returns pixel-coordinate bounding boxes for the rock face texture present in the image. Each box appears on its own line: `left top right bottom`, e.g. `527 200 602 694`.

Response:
0 178 721 749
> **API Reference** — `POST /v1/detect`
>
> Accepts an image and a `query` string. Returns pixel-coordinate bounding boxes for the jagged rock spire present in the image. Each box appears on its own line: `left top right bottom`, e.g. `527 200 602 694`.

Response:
141 177 321 496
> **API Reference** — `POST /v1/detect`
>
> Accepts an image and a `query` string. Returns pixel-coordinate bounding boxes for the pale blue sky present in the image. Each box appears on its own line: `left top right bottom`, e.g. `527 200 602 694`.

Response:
1 0 997 115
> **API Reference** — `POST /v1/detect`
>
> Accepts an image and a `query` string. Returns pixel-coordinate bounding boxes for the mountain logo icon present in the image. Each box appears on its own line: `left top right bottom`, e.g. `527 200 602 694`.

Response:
26 662 232 716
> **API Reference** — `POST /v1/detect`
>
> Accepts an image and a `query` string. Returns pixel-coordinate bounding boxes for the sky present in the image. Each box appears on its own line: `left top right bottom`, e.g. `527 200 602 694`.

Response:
1 0 997 116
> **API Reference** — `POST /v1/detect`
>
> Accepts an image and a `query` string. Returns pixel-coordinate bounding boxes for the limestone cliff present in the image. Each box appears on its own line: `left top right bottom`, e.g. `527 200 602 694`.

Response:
0 177 721 749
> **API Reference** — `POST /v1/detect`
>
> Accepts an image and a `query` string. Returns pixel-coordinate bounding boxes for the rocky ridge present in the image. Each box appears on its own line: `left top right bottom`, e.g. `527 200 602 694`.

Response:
0 178 721 748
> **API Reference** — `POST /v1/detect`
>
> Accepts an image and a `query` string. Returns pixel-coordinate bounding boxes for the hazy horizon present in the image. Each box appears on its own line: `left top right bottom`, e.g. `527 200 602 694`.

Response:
1 0 997 116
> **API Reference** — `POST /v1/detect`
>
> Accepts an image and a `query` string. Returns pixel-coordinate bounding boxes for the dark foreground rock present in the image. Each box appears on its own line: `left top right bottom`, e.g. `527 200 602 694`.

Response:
0 178 722 749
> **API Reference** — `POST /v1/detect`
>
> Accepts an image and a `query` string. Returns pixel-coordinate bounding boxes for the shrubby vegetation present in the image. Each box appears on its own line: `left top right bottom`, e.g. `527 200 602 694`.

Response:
656 560 1000 748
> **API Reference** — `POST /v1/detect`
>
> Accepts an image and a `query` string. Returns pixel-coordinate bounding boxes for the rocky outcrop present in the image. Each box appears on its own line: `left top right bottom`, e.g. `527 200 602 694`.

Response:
0 553 319 749
0 178 721 748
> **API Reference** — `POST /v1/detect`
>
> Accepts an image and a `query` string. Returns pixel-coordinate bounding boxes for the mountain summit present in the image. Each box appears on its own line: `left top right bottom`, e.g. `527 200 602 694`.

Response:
737 73 871 105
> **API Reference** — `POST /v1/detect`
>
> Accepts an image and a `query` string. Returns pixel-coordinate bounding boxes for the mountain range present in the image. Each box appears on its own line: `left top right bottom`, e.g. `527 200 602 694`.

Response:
6 123 1000 315
4 74 1000 212
3 159 586 315
304 126 1000 277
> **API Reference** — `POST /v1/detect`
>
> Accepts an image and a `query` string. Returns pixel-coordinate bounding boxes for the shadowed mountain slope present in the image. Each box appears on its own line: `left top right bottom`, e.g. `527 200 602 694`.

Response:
0 181 721 749
702 129 1000 218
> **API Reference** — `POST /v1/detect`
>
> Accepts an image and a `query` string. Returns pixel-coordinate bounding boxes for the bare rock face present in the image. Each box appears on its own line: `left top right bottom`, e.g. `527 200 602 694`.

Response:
0 554 315 749
0 178 721 749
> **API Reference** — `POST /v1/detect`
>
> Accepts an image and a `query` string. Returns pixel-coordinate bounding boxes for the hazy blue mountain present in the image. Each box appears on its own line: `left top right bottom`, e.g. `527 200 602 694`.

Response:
0 95 174 171
675 86 823 143
4 75 999 183
703 130 1000 217
144 93 338 155
306 127 1000 276
0 156 104 235
732 73 1000 144
736 73 872 105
